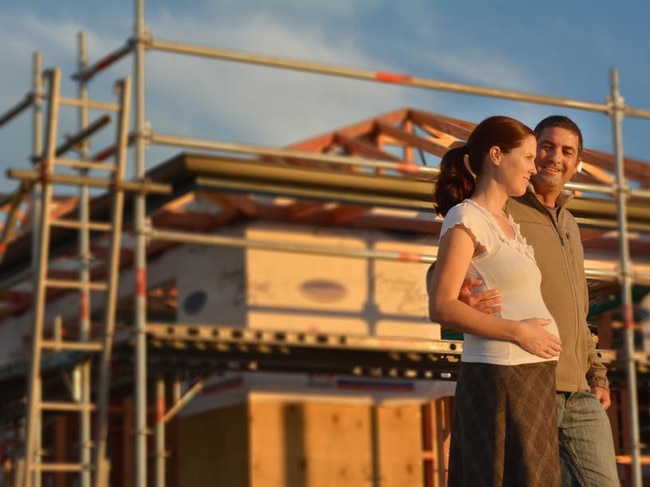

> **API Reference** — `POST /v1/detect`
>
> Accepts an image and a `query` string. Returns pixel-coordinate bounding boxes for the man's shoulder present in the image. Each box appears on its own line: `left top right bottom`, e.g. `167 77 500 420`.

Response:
505 195 530 209
505 192 578 221
505 193 539 217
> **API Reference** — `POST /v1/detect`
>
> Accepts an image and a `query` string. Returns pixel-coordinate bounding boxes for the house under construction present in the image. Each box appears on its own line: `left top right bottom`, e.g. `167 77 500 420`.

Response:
2 2 650 487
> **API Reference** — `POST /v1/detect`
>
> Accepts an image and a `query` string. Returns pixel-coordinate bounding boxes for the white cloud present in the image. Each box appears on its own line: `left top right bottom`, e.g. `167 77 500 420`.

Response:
0 3 429 192
429 51 533 93
6 0 629 191
144 8 417 145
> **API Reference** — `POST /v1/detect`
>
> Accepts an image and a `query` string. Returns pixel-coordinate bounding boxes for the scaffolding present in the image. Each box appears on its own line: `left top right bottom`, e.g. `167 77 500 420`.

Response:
0 0 650 486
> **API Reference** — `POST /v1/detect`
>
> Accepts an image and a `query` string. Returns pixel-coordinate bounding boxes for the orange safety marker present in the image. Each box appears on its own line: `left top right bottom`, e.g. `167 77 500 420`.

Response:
136 267 147 298
396 162 425 174
623 302 635 330
156 395 165 424
374 71 413 84
79 291 89 321
398 251 424 263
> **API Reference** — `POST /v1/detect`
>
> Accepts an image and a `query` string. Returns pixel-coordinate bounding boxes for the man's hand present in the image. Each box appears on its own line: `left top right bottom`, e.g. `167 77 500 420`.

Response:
592 386 611 410
459 277 503 314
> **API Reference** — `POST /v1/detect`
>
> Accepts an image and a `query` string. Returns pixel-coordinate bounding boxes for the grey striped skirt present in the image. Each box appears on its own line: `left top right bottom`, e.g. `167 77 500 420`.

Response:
448 361 560 487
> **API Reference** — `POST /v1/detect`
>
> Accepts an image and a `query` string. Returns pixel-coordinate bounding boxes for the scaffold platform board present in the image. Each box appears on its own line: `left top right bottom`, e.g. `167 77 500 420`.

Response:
139 323 464 381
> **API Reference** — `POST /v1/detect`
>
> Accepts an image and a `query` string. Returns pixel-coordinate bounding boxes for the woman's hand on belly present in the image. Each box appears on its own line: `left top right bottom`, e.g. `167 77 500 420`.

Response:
512 318 562 359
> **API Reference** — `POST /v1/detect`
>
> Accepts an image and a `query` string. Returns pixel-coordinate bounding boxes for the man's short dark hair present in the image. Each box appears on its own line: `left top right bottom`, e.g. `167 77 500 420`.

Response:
534 115 583 155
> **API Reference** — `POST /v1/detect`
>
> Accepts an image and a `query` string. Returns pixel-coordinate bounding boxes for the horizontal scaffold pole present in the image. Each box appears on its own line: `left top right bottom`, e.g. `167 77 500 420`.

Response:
6 169 171 195
149 38 650 119
151 132 439 177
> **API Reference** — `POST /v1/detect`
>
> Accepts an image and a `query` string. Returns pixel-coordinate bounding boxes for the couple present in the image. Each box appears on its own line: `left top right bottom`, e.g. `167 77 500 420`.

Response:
427 115 619 486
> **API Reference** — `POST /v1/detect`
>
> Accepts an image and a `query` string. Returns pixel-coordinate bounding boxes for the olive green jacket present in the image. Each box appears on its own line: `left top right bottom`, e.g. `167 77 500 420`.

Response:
505 190 609 392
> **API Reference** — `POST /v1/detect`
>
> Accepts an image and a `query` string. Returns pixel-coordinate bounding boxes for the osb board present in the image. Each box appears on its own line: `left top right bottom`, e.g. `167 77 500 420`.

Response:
250 401 374 487
175 223 438 337
178 399 426 487
376 404 424 487
178 403 250 487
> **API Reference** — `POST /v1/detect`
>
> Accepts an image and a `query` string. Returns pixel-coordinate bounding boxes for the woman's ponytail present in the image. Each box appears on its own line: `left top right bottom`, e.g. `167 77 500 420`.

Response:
433 145 476 216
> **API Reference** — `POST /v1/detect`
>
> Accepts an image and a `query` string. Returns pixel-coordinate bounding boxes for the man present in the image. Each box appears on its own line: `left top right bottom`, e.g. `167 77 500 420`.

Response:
429 115 619 486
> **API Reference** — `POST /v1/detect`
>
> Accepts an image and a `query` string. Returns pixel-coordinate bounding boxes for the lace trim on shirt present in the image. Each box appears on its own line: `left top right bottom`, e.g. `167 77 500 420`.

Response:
464 199 536 262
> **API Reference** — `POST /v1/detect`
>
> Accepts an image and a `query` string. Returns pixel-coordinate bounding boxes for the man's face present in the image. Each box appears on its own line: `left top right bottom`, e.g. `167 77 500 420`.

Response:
532 126 581 193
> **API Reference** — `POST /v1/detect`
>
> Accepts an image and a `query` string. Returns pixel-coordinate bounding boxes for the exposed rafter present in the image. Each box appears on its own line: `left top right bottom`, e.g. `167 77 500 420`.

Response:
1 108 650 322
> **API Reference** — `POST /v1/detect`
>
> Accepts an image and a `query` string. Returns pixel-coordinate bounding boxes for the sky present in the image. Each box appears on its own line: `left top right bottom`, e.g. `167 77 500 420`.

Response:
1 0 650 194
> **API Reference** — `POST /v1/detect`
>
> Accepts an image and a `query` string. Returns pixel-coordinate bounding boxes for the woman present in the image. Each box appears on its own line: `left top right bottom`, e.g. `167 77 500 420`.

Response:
428 116 562 486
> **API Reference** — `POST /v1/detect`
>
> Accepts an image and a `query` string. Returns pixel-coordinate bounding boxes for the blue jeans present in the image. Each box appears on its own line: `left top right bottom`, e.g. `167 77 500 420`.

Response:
556 391 620 487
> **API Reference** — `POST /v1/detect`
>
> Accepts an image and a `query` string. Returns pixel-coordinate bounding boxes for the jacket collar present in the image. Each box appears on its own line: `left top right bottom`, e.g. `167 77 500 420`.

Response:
519 185 574 212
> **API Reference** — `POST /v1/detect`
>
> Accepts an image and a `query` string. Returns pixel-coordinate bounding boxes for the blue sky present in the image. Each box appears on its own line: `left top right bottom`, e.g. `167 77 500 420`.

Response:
1 0 650 193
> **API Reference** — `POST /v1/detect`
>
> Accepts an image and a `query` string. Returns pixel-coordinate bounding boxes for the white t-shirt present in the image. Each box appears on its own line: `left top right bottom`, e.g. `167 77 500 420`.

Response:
440 199 560 365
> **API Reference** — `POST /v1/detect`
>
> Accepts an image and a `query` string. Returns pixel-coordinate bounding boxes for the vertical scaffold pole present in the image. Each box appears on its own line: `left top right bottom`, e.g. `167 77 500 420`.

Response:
76 31 93 487
27 49 44 487
155 376 166 487
134 0 149 486
610 67 642 487
23 68 61 487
